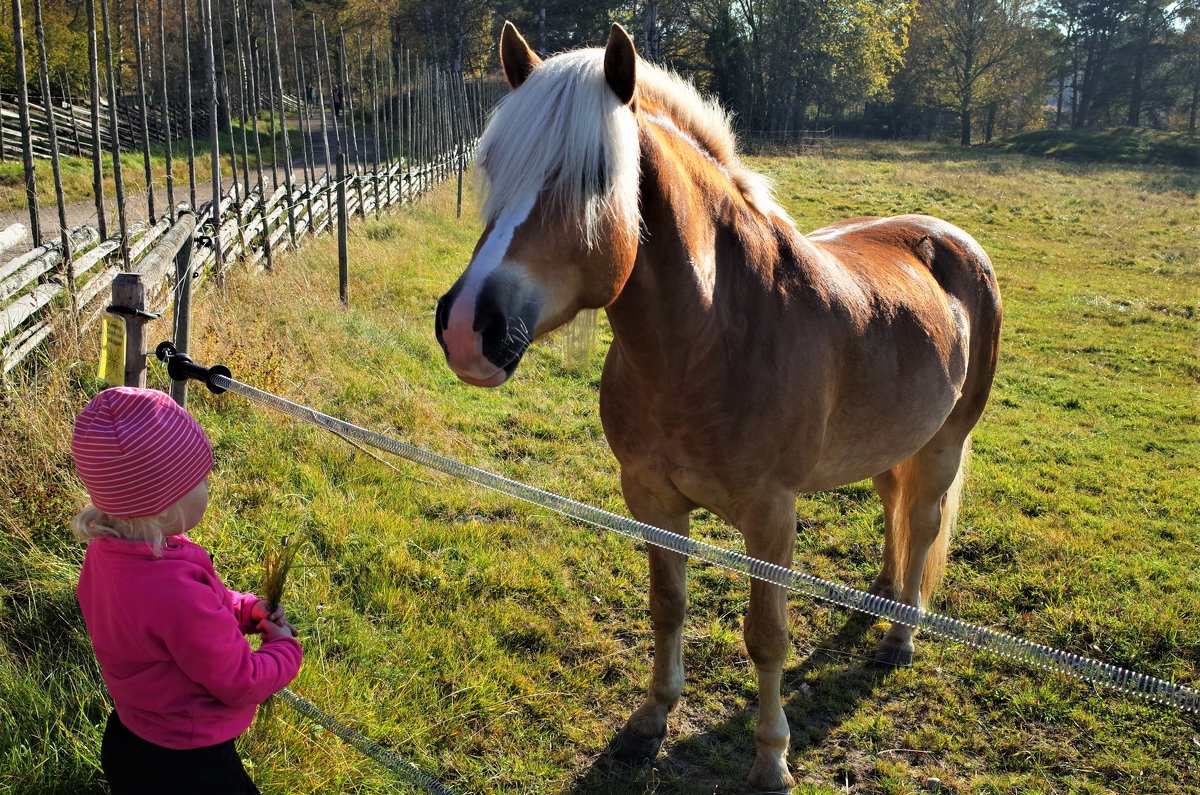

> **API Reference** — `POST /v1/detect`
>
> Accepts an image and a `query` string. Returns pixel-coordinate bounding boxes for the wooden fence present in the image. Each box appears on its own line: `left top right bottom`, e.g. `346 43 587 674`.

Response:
1 0 503 380
0 92 216 161
0 142 474 378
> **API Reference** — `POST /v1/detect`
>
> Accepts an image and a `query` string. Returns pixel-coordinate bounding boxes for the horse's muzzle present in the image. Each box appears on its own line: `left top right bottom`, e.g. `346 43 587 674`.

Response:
435 280 538 387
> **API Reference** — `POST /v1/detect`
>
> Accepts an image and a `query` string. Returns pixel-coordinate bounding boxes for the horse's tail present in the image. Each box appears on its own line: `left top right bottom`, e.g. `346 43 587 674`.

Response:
920 436 970 603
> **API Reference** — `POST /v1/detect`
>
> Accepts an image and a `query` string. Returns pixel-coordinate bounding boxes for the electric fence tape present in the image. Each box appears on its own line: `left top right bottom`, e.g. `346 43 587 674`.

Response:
158 345 1198 730
276 688 454 795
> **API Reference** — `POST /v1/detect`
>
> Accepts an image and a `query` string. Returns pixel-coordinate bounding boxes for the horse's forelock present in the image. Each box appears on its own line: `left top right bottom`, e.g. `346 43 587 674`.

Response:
478 50 640 248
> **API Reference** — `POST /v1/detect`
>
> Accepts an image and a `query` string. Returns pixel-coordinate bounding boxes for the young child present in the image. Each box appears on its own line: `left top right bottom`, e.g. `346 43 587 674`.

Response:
72 387 302 794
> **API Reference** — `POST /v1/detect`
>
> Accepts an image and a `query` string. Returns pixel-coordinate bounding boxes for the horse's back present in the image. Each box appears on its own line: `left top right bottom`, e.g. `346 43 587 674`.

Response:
806 214 1000 314
807 213 1002 433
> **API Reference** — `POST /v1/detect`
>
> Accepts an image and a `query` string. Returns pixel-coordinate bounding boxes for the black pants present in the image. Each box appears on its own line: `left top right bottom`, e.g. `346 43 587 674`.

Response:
101 710 260 794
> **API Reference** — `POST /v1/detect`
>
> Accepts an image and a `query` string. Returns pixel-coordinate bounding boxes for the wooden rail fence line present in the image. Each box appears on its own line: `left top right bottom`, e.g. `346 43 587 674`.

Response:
0 143 477 379
2 0 505 379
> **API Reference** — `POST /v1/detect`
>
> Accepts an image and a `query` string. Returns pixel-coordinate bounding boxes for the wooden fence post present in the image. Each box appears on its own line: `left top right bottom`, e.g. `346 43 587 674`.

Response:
170 214 196 406
337 152 348 306
453 142 463 218
112 273 149 388
11 0 42 248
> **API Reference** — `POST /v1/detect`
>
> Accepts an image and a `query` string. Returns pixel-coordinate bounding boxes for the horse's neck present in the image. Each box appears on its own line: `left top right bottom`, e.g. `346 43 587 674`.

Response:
605 125 809 375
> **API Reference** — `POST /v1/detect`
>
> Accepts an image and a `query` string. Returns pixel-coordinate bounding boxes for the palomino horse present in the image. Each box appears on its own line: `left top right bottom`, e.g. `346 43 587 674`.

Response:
436 22 1002 791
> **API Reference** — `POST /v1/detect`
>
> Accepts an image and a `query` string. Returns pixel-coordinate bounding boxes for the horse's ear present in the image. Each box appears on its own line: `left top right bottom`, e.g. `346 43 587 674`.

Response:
604 23 637 106
500 21 541 90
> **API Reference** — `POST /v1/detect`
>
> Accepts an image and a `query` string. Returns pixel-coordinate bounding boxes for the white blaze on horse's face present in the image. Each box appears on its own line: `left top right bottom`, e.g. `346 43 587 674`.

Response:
436 192 539 387
435 21 641 388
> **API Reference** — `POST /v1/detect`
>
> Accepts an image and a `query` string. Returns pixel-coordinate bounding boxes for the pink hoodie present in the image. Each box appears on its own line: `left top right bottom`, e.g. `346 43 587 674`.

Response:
77 534 302 750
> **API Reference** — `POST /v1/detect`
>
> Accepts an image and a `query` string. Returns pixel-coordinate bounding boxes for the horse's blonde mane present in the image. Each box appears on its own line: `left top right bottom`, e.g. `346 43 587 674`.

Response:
477 48 788 248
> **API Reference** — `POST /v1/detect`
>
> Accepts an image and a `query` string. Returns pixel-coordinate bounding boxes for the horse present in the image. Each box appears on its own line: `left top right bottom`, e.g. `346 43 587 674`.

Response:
434 22 1002 791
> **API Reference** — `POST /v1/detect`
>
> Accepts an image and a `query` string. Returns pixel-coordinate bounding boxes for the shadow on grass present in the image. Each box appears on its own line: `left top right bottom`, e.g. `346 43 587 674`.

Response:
562 611 891 794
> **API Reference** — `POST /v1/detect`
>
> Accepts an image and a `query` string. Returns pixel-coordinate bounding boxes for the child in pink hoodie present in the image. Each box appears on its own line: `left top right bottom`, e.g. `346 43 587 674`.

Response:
72 387 302 794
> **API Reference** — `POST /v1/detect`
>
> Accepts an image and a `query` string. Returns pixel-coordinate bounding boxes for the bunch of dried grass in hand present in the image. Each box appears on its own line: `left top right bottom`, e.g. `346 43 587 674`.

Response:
261 535 299 611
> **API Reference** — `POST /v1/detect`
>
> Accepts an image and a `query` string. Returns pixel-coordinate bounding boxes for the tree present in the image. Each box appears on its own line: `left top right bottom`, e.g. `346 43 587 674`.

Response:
910 0 1039 145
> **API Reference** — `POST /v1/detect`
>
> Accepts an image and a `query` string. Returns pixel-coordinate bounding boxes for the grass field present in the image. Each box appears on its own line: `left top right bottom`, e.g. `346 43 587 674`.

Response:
1 139 1197 794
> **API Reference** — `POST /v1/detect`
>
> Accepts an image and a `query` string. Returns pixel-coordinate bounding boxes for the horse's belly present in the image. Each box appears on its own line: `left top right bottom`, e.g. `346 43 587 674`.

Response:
795 384 961 491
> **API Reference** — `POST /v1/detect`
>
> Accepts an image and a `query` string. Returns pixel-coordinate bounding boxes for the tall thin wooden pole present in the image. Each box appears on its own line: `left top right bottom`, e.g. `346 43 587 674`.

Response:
397 48 406 201
157 0 175 217
230 0 250 199
336 152 347 305
311 15 331 179
243 0 270 270
268 0 296 248
404 48 412 201
133 0 155 222
262 14 278 191
292 24 316 234
86 0 107 238
369 36 381 217
214 0 241 204
200 0 223 279
296 58 315 230
384 44 398 205
170 226 195 406
341 29 365 217
354 35 369 209
181 0 196 209
100 0 130 269
0 91 7 162
320 22 341 162
33 0 76 324
62 72 83 156
11 0 42 247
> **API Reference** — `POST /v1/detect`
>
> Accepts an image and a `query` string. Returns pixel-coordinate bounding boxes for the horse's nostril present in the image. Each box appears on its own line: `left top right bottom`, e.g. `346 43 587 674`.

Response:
435 295 449 331
478 306 509 356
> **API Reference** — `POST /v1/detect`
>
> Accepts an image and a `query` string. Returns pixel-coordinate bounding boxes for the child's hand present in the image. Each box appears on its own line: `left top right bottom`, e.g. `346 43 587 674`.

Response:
251 600 291 625
258 617 296 642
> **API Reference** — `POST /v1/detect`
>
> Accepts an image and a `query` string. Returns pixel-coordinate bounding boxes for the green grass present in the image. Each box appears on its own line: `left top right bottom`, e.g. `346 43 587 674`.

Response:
1 140 1198 794
984 127 1200 169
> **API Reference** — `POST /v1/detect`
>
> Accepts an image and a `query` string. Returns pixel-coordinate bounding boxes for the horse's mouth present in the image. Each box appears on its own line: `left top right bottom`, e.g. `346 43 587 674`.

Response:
455 368 509 388
448 340 528 388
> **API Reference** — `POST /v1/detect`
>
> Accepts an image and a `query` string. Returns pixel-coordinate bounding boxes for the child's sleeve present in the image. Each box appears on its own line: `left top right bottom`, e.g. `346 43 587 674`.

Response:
162 579 303 708
228 590 263 635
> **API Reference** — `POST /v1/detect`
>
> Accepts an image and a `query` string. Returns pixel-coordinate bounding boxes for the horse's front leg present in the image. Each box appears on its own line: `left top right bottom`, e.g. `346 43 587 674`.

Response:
740 496 799 792
612 475 692 765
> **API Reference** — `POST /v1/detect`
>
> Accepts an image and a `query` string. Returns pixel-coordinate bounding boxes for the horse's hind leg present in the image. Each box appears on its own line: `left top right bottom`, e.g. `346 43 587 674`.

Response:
612 478 692 765
874 435 970 666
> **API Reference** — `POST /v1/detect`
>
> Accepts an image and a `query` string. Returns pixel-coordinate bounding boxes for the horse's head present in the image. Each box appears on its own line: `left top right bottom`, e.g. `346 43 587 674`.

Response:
435 22 641 387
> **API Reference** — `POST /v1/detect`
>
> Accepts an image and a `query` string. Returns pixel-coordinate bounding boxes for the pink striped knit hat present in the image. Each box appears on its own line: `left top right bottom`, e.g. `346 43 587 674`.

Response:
71 387 213 519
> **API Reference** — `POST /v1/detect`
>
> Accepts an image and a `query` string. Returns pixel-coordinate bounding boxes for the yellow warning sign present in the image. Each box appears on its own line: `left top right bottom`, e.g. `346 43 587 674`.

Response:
97 313 126 385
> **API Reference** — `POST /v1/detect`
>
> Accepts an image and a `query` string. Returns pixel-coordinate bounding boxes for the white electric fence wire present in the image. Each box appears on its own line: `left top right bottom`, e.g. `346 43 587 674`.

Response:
275 688 455 795
209 373 1199 715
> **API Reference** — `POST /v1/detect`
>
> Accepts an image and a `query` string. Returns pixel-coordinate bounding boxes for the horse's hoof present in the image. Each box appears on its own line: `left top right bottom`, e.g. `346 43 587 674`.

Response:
871 639 914 667
747 758 796 793
608 726 665 766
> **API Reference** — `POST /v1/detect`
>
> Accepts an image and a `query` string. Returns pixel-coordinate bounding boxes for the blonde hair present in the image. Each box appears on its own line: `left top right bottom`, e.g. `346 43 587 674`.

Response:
72 502 188 557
